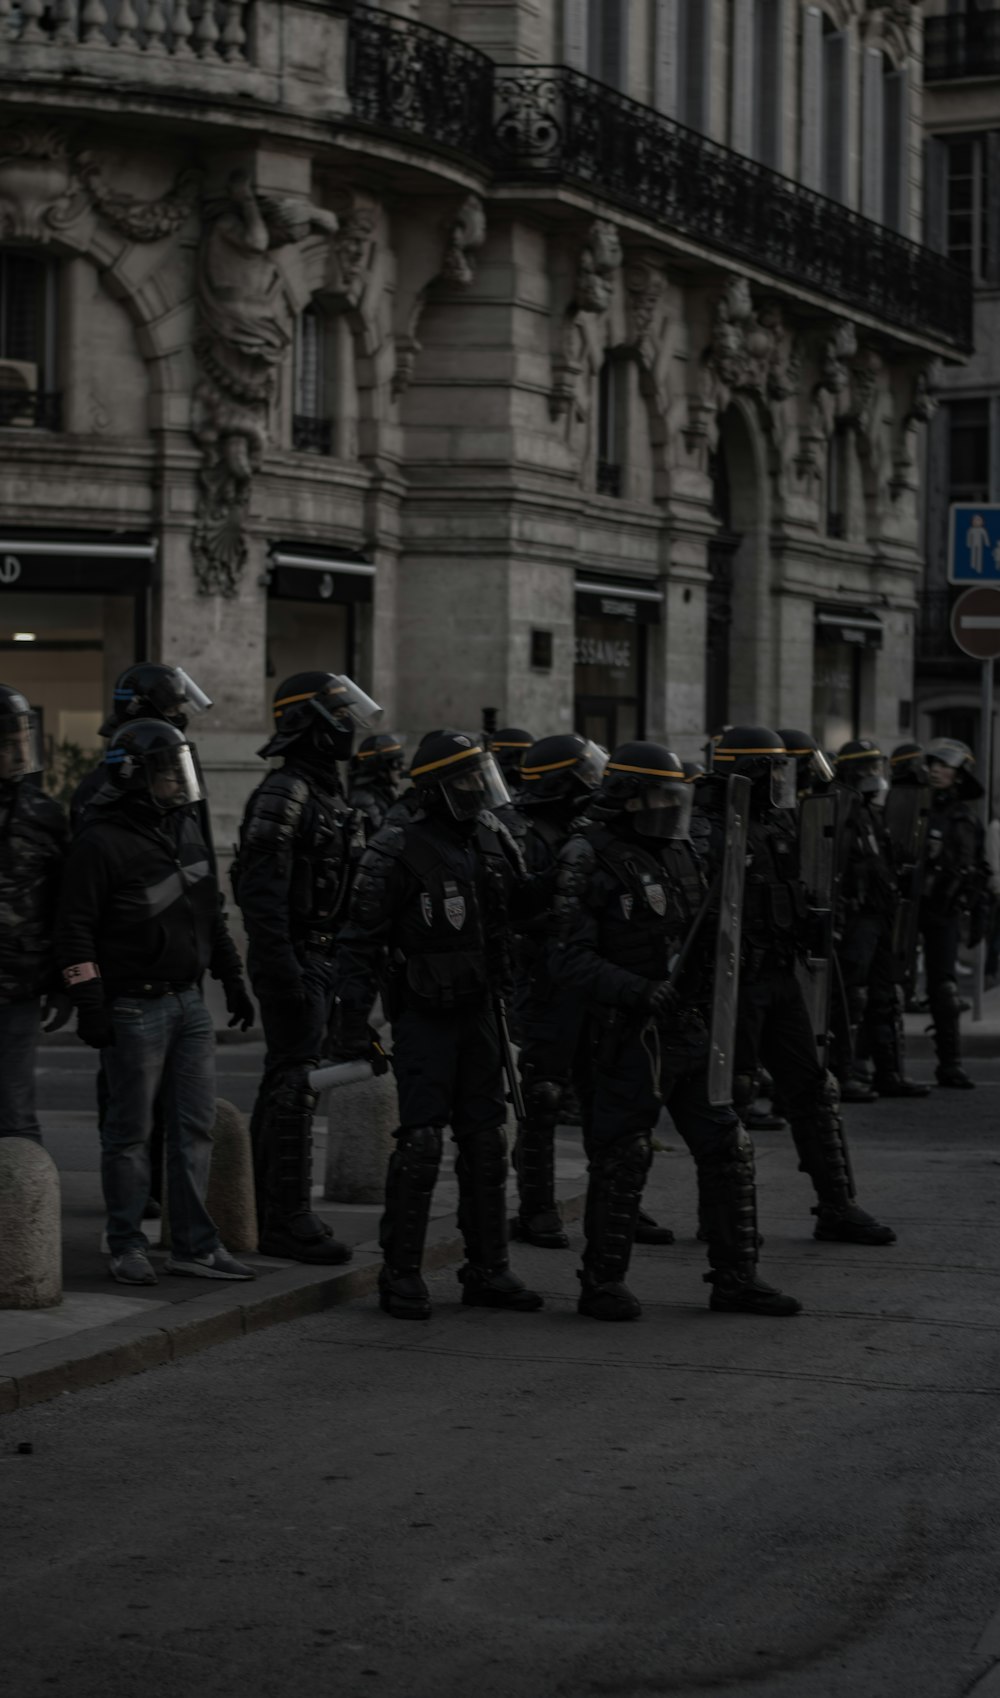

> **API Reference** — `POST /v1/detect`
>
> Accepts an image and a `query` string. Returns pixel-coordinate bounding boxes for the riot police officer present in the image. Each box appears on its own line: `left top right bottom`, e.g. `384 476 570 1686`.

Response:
890 742 929 787
336 729 544 1321
0 687 70 1141
693 728 895 1246
236 672 380 1262
348 733 406 842
71 663 214 830
830 740 928 1101
552 741 801 1322
778 729 835 800
509 732 606 1248
491 728 534 801
920 738 991 1088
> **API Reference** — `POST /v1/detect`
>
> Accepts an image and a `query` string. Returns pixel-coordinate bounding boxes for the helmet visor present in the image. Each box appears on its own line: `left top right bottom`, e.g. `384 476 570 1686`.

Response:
770 756 797 810
927 739 971 772
442 752 511 821
809 748 835 786
314 676 383 733
145 744 204 811
628 780 693 841
847 754 888 799
0 711 41 780
172 668 213 716
574 739 610 791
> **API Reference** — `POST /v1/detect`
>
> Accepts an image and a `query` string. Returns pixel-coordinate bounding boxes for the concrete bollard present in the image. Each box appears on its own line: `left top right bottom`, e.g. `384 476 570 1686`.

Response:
161 1099 259 1254
0 1137 62 1309
322 1068 398 1205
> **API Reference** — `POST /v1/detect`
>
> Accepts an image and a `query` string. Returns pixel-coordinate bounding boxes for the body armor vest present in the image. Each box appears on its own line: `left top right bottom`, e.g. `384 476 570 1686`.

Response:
588 825 700 980
391 826 501 1011
743 815 808 945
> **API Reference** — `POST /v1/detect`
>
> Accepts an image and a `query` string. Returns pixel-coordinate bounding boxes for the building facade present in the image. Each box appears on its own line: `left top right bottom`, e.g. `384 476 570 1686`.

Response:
0 0 970 857
921 0 999 809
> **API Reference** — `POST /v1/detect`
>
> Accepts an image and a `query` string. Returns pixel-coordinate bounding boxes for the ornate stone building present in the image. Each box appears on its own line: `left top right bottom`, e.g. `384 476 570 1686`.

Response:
0 0 970 853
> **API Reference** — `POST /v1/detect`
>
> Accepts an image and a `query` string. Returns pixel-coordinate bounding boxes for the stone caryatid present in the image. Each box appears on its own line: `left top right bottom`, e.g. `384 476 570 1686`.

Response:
191 170 338 598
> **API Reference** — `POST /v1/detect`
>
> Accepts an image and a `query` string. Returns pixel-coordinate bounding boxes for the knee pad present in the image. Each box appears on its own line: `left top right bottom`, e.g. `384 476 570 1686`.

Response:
699 1119 755 1180
732 1073 757 1114
819 1070 841 1111
395 1124 443 1187
597 1132 653 1189
272 1066 318 1116
522 1077 563 1125
930 978 962 1020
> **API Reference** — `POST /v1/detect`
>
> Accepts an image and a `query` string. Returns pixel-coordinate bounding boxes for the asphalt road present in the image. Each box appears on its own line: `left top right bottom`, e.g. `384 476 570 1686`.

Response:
4 1055 1000 1698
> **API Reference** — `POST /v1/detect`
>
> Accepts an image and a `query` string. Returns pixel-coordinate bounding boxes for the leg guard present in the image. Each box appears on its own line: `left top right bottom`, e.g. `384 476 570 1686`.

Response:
257 1068 351 1264
511 1079 568 1249
794 1076 896 1246
929 977 973 1084
697 1123 759 1277
871 989 930 1098
455 1125 510 1272
580 1133 653 1286
379 1125 443 1273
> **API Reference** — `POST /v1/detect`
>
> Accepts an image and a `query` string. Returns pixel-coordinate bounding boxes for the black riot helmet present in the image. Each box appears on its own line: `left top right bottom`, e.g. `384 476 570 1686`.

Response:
890 742 929 786
519 733 607 806
262 671 382 763
597 741 692 840
350 732 405 785
711 725 796 809
834 738 889 807
105 663 213 737
490 728 534 789
0 684 41 783
409 729 510 827
926 736 984 801
104 719 203 812
682 759 706 783
778 728 835 796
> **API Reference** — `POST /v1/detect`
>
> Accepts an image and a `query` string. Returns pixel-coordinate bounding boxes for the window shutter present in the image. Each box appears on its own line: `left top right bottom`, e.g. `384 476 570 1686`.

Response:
822 28 848 202
800 5 823 190
924 135 948 253
984 131 1000 285
563 0 588 72
654 0 678 115
862 49 884 221
731 0 756 157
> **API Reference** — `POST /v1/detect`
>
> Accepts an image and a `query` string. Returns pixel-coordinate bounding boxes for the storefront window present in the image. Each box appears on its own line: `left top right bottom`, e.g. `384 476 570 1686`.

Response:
812 639 860 751
574 613 642 748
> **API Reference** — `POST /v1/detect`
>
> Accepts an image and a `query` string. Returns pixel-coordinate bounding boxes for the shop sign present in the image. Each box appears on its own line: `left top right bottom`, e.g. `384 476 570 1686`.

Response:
574 635 632 669
0 555 22 585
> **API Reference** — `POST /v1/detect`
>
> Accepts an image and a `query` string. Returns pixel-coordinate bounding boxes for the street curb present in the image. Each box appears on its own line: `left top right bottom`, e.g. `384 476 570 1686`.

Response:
907 1034 999 1058
0 1187 586 1414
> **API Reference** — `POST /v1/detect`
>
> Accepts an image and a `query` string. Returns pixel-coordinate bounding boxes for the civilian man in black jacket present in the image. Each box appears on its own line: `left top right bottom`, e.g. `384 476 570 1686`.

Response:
55 719 255 1287
0 686 70 1142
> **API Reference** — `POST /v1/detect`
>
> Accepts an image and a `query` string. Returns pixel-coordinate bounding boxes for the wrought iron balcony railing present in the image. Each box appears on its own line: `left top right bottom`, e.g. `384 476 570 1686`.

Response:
0 390 61 429
346 5 496 159
292 414 333 454
490 66 972 351
925 10 1000 82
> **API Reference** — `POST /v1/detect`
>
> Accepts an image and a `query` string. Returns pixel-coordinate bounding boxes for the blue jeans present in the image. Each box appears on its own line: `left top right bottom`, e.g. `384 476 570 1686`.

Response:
0 998 42 1142
101 989 219 1258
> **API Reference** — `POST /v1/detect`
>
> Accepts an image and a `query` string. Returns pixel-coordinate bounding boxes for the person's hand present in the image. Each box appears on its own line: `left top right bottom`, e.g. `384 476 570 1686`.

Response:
643 980 679 1017
42 993 73 1034
223 978 255 1032
327 1004 389 1073
76 1004 116 1049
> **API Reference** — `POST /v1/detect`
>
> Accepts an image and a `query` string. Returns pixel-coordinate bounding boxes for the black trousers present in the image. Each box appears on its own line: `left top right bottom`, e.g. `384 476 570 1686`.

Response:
734 967 826 1121
391 1000 507 1134
517 978 586 1096
831 911 899 1073
580 1016 742 1161
250 960 335 1220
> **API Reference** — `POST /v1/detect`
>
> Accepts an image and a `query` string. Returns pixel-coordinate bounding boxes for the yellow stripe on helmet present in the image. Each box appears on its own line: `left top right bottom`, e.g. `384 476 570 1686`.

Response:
607 761 685 779
411 745 483 778
835 746 882 763
356 743 401 758
713 747 786 759
521 756 582 776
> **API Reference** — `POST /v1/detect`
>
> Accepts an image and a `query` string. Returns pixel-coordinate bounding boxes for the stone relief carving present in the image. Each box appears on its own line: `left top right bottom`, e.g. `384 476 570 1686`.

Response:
191 170 339 597
441 194 486 286
0 124 203 246
687 276 801 473
892 357 940 501
74 153 203 242
550 220 622 427
329 195 379 305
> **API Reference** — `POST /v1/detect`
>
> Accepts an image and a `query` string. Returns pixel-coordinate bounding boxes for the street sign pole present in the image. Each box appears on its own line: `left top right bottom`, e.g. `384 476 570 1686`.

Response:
974 657 995 1022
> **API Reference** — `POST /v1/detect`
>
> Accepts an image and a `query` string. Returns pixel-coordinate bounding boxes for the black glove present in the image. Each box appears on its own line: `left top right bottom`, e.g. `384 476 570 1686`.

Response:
76 1003 116 1049
42 992 74 1034
223 978 255 1032
328 1003 390 1075
643 980 679 1017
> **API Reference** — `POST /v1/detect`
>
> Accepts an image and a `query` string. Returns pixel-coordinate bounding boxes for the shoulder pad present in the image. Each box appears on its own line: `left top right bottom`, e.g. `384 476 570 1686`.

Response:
365 822 408 861
560 833 598 871
243 771 309 850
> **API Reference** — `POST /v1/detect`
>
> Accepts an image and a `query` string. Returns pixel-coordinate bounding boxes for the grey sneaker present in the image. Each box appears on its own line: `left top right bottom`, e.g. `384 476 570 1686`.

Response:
109 1247 158 1286
164 1246 256 1281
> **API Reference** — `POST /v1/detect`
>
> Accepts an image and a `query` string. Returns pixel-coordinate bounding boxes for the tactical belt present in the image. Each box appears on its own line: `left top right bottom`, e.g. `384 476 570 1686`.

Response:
108 980 196 1000
301 929 336 953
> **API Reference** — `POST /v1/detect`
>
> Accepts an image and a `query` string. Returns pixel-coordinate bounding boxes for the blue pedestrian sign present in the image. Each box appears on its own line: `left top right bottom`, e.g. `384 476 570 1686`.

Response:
948 504 1000 584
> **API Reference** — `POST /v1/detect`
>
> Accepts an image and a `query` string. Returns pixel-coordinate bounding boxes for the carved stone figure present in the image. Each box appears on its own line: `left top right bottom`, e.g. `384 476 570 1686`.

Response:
191 170 338 597
441 193 486 286
575 219 622 313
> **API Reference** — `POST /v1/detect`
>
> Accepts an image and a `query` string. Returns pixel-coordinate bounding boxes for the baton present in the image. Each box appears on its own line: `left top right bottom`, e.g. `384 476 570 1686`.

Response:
494 991 526 1123
309 1036 391 1093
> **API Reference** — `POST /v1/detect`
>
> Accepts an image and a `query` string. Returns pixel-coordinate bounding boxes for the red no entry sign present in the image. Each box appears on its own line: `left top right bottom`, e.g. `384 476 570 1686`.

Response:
950 586 1000 660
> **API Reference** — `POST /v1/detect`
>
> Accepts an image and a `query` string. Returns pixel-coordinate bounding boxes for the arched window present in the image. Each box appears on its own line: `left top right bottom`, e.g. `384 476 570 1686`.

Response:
292 303 330 454
0 252 59 430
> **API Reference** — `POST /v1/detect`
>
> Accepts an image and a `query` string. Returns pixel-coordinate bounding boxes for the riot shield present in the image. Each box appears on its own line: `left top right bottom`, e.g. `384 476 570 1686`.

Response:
795 791 840 1070
883 785 932 998
708 774 752 1107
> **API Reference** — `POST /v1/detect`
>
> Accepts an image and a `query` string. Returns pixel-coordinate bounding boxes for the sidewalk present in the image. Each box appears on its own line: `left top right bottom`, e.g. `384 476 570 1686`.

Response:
904 973 1000 1056
0 1109 588 1414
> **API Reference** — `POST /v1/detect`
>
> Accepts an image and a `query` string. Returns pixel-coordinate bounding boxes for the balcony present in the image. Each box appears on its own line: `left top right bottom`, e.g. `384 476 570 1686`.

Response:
346 5 496 161
0 0 253 64
925 10 1000 83
0 390 61 430
489 66 972 353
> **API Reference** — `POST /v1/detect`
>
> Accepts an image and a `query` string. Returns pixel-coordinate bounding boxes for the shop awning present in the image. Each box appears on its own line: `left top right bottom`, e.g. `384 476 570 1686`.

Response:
575 577 663 624
0 533 156 591
267 546 375 605
814 606 883 650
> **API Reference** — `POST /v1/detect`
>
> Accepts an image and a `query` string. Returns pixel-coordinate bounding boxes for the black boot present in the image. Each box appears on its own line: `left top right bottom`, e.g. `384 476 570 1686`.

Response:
577 1133 652 1321
792 1081 896 1247
870 1010 930 1099
510 1118 569 1249
839 1075 879 1104
257 1070 352 1264
457 1127 543 1312
378 1126 442 1319
698 1126 801 1317
872 1071 930 1098
634 1207 675 1245
930 983 973 1089
813 1200 896 1245
936 1062 975 1088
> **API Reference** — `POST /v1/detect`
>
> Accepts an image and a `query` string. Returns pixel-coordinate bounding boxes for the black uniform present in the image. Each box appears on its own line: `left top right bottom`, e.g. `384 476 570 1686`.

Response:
921 786 989 1086
336 729 544 1320
694 769 895 1246
553 812 798 1317
0 772 68 1140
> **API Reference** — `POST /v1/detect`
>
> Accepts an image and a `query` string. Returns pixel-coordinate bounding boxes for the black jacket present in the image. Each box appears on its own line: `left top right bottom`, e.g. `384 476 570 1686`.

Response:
348 777 396 843
54 795 242 998
0 780 68 1003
